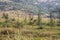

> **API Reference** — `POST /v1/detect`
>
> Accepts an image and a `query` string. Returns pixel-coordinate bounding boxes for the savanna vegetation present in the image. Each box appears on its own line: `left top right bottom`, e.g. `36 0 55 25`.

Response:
0 9 60 40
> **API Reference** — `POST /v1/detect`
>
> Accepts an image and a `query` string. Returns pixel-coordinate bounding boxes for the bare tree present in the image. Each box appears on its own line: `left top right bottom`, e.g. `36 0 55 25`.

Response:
53 7 60 26
38 13 43 29
28 11 34 25
37 8 43 29
15 12 20 28
2 13 9 27
47 3 55 27
49 12 54 26
57 9 60 26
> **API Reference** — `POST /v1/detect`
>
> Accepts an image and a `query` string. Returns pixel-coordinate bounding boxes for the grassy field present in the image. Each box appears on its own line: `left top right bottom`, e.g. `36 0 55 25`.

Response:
0 26 60 40
0 11 60 40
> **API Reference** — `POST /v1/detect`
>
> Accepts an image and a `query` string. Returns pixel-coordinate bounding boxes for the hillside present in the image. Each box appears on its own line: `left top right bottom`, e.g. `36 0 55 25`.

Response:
0 0 60 14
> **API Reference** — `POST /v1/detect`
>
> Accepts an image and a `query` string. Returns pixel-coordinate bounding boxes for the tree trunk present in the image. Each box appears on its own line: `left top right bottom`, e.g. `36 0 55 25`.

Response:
38 13 43 29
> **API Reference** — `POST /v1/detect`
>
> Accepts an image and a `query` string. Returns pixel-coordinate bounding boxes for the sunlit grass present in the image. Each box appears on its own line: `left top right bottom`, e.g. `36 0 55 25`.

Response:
0 16 60 40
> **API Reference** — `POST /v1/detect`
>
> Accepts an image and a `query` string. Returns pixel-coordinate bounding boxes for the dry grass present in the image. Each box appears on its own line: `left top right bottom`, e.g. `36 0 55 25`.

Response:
0 27 60 40
0 11 60 40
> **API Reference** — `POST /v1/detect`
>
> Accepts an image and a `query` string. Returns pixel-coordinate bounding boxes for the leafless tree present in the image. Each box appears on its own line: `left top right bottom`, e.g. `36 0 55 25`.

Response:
2 13 9 27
